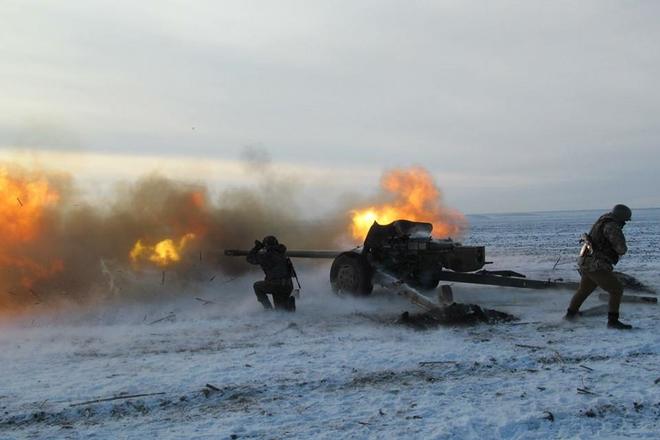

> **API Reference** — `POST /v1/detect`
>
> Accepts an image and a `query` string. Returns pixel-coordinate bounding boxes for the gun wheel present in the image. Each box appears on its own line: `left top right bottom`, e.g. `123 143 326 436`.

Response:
330 253 373 296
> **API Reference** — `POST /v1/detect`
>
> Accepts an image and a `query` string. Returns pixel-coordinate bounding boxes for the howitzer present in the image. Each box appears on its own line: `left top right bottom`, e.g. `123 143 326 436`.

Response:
224 219 602 295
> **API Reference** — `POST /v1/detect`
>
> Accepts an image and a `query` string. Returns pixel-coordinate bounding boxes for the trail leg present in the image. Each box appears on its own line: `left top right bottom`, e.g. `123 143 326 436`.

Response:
438 285 454 304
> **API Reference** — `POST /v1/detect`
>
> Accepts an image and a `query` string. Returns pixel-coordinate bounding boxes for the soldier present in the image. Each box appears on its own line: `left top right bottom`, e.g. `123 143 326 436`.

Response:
247 235 296 312
565 204 633 329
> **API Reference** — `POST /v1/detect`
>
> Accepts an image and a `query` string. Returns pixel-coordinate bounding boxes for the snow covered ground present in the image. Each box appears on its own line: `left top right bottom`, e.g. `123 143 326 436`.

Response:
1 209 659 439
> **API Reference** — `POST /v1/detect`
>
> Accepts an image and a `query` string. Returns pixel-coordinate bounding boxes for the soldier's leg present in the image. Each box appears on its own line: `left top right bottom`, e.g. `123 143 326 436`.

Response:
588 270 630 329
589 271 623 314
272 293 287 310
272 288 291 310
253 281 273 309
568 272 598 312
272 283 294 311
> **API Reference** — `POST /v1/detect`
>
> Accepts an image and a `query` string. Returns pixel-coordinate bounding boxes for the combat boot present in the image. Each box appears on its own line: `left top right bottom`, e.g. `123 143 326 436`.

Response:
287 296 296 312
563 309 582 322
607 313 632 330
259 299 273 310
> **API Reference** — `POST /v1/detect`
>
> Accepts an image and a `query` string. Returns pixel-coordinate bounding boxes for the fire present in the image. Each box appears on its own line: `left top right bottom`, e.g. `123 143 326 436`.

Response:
0 167 63 289
0 167 59 242
350 166 465 240
130 233 196 267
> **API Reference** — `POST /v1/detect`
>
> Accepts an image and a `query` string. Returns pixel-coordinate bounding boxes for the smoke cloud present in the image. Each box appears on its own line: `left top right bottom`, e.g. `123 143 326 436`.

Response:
0 159 349 315
0 158 464 316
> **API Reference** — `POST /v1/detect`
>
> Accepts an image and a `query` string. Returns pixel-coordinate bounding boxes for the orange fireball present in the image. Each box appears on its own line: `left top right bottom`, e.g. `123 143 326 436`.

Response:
0 167 64 290
350 166 465 240
0 167 59 242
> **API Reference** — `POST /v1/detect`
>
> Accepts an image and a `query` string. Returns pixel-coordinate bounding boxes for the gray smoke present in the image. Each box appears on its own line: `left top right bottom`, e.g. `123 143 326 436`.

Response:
0 159 349 314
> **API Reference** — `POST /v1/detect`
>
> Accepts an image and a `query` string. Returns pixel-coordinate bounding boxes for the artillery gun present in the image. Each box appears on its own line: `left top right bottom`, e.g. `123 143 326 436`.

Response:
329 220 484 294
225 219 597 296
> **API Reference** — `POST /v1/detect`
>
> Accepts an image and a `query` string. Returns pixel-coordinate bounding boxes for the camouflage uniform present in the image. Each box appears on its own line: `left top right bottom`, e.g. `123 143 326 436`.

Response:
247 238 295 311
568 213 627 315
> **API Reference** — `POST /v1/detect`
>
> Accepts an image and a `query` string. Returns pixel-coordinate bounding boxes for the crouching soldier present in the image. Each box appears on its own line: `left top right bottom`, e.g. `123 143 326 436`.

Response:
247 236 296 312
565 204 632 329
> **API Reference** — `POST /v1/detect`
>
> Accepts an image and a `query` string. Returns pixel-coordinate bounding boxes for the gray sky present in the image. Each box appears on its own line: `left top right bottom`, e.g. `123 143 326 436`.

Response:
1 0 659 213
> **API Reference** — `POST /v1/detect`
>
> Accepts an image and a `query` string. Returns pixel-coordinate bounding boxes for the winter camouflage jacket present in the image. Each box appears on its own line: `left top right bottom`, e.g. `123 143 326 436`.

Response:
578 213 627 272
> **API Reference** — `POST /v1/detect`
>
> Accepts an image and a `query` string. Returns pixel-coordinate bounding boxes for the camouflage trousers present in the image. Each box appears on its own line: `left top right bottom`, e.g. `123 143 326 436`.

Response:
254 279 294 311
568 270 623 314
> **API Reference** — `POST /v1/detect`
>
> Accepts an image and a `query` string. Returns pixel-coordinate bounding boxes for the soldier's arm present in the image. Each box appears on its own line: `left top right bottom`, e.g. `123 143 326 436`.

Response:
246 250 260 265
604 222 627 255
246 241 264 265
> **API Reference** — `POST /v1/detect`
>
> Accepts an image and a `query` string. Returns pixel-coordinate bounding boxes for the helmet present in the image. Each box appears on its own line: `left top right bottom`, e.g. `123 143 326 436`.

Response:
612 204 632 222
262 235 279 247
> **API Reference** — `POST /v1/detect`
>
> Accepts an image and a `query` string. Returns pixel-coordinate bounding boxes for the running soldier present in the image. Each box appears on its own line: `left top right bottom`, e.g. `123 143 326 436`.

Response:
565 204 633 329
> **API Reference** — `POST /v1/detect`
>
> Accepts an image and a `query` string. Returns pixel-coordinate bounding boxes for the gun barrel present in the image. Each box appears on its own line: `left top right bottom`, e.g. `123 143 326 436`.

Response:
224 249 342 259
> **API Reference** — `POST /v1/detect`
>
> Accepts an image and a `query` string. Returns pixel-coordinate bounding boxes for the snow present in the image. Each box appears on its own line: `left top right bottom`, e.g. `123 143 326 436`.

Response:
1 209 659 439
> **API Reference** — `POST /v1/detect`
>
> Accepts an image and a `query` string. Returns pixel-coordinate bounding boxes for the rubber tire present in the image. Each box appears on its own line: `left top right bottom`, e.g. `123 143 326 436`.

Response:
330 253 373 296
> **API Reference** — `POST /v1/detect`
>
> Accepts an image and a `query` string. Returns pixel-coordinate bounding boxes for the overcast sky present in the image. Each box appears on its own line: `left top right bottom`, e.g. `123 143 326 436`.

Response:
1 1 659 214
